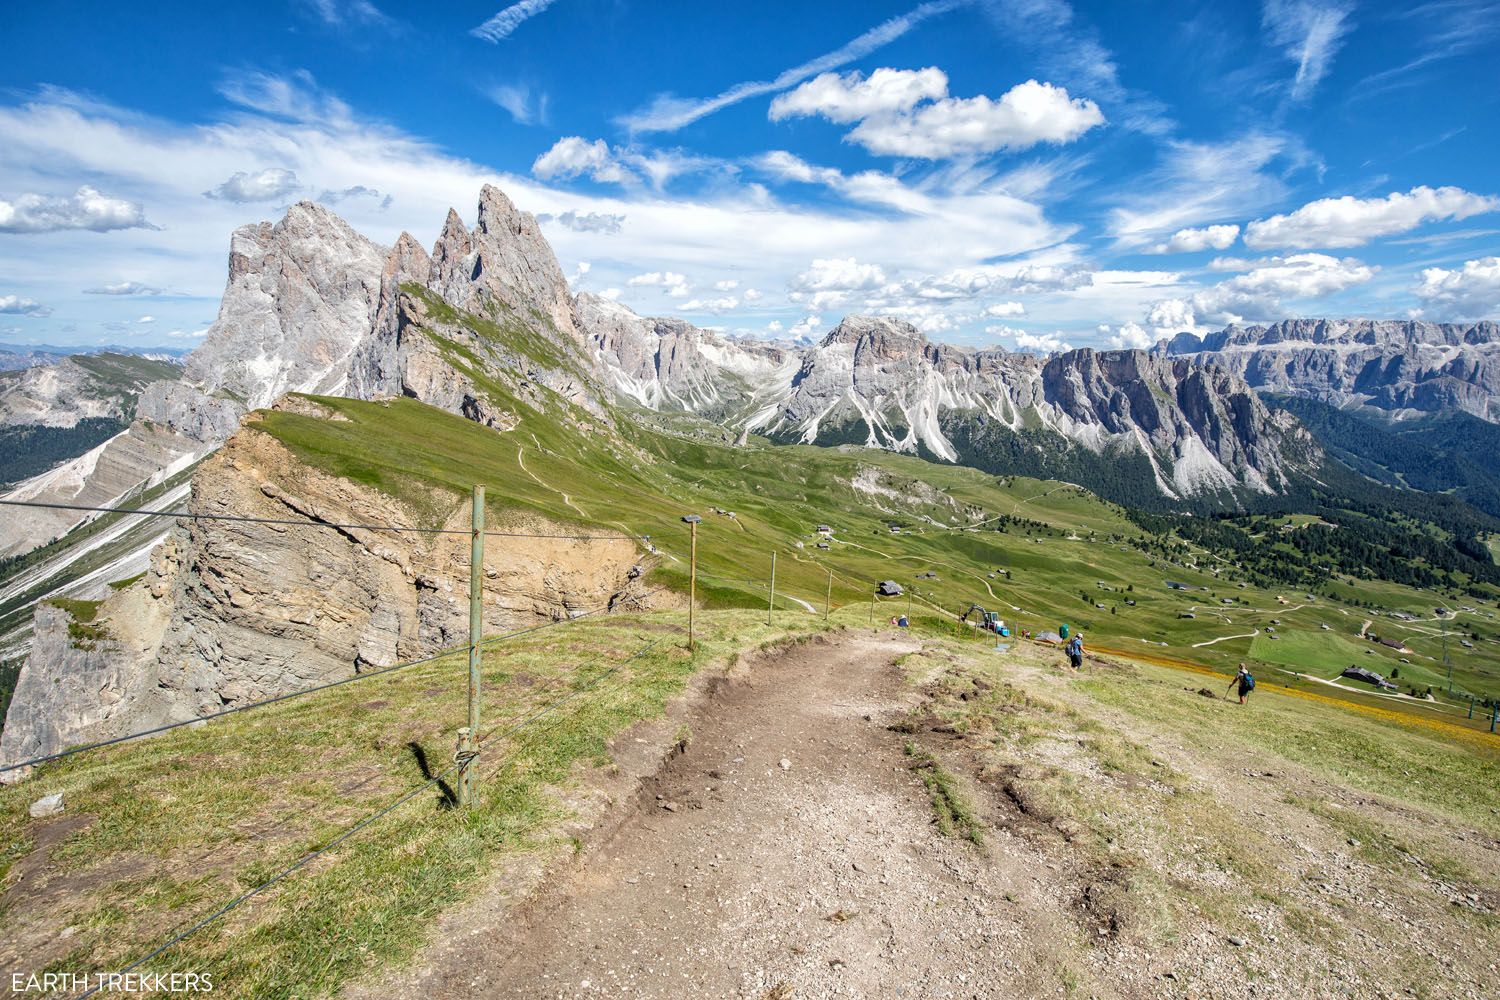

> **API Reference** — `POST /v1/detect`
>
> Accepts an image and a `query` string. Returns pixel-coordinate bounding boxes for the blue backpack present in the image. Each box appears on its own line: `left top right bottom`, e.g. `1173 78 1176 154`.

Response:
1243 673 1256 691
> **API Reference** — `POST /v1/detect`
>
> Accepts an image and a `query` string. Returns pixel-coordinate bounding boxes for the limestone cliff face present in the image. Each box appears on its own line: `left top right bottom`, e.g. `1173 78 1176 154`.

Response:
185 201 387 410
427 185 581 344
0 399 650 770
1159 319 1500 422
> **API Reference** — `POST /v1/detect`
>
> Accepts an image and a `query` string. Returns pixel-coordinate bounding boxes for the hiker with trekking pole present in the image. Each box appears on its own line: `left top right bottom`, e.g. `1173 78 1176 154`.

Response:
1227 663 1256 704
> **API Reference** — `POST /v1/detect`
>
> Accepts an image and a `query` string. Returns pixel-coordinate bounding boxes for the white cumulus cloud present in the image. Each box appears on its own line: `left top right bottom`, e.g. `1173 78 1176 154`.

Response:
1414 256 1500 320
982 301 1026 318
1101 321 1153 349
0 294 50 316
203 167 301 202
773 69 1104 159
1244 185 1500 249
1014 331 1071 353
790 257 889 309
532 137 627 184
627 270 690 298
1149 252 1375 329
0 185 153 233
769 67 948 123
1149 224 1240 254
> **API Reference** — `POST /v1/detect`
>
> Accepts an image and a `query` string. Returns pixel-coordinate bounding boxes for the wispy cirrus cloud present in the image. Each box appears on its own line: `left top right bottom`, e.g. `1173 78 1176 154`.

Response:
470 0 563 44
486 82 548 125
302 0 395 31
1261 0 1355 101
617 0 969 133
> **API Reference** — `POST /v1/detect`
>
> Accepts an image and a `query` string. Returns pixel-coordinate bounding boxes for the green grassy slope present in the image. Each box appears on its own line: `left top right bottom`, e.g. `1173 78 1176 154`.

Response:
250 379 1500 716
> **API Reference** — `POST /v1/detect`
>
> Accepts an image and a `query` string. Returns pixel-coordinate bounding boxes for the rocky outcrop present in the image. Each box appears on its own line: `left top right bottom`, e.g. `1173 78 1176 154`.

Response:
184 201 387 410
0 353 181 429
350 188 600 420
1038 349 1302 496
1159 319 1500 422
428 185 581 343
135 381 247 443
0 400 651 770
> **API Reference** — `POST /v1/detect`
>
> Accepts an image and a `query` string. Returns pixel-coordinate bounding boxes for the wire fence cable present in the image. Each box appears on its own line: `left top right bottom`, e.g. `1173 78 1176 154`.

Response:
2 587 667 775
0 496 641 542
71 630 672 998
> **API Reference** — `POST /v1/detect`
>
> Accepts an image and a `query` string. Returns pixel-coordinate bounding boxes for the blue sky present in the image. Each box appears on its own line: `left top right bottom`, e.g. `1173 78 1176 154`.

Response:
1 0 1498 353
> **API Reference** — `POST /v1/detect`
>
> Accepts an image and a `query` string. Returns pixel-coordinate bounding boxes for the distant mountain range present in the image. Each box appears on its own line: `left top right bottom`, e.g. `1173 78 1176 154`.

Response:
1157 319 1500 424
4 185 1498 564
0 344 192 371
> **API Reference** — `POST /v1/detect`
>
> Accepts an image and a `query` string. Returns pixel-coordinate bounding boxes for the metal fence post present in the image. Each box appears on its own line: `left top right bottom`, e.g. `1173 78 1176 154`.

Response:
767 551 777 626
460 484 484 807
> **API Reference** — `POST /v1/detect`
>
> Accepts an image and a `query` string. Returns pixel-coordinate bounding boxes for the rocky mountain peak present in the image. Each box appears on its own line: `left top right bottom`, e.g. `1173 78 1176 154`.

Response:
422 187 581 344
821 315 926 350
427 209 473 297
387 231 431 285
183 200 387 411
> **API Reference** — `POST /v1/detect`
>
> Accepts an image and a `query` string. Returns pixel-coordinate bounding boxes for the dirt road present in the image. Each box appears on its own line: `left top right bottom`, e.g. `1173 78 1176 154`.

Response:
361 634 1090 999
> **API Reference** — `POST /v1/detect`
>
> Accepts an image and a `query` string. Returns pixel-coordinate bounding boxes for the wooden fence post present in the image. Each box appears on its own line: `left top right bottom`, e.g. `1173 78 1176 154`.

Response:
689 519 698 651
460 484 484 807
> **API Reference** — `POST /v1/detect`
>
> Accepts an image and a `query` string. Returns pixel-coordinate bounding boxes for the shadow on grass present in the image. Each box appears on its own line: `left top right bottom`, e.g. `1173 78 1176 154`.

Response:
407 741 458 809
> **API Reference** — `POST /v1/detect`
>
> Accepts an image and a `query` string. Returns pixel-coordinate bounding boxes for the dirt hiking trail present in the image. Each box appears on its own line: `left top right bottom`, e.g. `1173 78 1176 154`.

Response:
357 634 1093 999
351 632 1500 1000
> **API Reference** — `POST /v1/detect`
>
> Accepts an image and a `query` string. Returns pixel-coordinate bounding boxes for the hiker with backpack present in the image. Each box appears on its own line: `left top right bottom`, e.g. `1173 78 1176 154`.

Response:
1227 664 1255 704
1066 633 1084 669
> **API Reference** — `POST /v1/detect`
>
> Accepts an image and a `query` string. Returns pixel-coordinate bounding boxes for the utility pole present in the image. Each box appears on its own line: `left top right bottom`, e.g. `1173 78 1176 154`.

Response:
825 566 833 623
767 550 777 626
459 484 484 808
682 515 701 652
